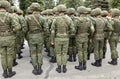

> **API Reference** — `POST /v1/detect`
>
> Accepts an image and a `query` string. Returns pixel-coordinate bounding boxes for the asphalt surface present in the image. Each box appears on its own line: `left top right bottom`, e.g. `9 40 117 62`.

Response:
0 41 120 79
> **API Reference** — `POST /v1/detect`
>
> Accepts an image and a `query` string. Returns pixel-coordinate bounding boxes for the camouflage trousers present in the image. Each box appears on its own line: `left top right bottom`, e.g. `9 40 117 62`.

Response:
55 37 69 66
109 36 119 59
76 39 88 62
28 33 44 67
68 37 77 56
93 39 104 60
0 35 15 70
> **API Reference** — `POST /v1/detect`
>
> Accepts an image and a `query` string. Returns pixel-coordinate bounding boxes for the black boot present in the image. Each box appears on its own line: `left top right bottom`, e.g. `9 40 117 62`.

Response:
73 54 76 62
91 60 101 67
63 65 67 73
56 66 61 73
37 66 43 75
49 56 56 63
103 52 106 59
99 59 102 66
83 61 87 70
32 66 38 75
13 59 18 67
18 52 23 59
75 62 83 71
67 55 72 62
8 69 16 78
87 53 90 60
108 59 117 65
2 70 8 78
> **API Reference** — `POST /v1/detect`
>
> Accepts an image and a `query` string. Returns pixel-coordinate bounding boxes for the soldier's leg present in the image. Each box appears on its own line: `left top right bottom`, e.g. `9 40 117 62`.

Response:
68 38 73 62
49 46 56 63
103 38 107 59
75 42 83 70
1 47 8 78
83 42 88 70
91 40 100 67
99 40 104 66
55 38 62 73
62 39 69 73
108 40 118 65
29 44 38 75
37 41 44 75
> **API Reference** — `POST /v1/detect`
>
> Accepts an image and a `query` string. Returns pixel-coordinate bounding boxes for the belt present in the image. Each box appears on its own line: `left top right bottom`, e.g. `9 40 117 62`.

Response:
0 31 13 36
29 30 43 34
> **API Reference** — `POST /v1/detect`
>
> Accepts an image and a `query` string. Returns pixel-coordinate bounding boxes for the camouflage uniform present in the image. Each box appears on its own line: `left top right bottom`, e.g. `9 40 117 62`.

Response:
0 0 21 78
91 8 109 67
51 5 75 73
10 6 21 66
108 9 120 65
66 8 77 62
101 10 113 59
25 3 48 75
75 6 94 70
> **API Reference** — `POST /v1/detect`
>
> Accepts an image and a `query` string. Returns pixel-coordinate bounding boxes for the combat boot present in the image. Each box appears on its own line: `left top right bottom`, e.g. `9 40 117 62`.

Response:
87 52 90 60
67 55 72 62
2 70 8 78
75 62 83 71
37 66 43 75
83 61 87 70
13 59 18 67
99 59 102 66
8 69 16 78
108 59 117 65
56 66 61 73
91 60 101 67
103 52 106 59
32 66 38 75
63 65 67 73
18 51 23 59
49 56 56 63
73 54 76 62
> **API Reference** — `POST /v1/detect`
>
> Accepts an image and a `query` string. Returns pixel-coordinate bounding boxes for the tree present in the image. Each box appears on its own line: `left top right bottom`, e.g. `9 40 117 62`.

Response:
109 0 120 9
65 0 83 9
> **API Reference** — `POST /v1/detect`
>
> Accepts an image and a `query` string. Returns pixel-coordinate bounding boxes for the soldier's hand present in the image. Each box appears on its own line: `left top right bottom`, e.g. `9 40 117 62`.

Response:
51 42 54 46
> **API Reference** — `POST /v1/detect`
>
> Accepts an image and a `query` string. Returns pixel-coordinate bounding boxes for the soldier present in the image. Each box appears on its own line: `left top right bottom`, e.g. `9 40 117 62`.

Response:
0 0 21 78
91 8 107 67
108 9 120 65
101 10 113 59
25 3 48 75
85 8 94 60
51 4 75 73
75 6 94 70
10 6 23 60
16 9 26 51
66 8 77 62
10 6 21 66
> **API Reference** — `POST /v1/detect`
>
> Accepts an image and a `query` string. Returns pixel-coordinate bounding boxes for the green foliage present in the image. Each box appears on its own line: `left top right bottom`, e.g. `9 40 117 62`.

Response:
110 0 120 9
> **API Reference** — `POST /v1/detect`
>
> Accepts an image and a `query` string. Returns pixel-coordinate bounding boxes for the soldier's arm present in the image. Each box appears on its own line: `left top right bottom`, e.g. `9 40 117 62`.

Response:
69 19 75 36
10 14 21 33
90 21 95 34
50 18 56 45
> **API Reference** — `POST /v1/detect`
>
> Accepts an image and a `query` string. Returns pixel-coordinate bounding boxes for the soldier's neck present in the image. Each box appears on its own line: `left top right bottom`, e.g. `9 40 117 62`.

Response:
0 9 6 12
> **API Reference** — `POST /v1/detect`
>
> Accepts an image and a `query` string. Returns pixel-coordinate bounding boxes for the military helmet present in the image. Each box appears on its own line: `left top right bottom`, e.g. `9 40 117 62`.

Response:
77 6 88 14
66 8 76 15
41 10 47 15
30 2 41 12
17 9 23 14
0 0 10 11
56 4 67 12
110 8 120 17
53 7 58 14
86 8 91 14
101 10 108 17
91 8 101 16
10 6 17 13
26 7 32 14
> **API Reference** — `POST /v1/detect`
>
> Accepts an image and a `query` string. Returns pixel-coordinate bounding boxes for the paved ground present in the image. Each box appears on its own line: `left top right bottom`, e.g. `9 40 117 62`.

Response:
0 41 120 79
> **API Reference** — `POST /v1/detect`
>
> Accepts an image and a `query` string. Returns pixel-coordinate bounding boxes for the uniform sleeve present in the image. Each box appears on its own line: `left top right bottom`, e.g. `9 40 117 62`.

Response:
69 18 75 36
10 14 21 33
50 18 56 43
